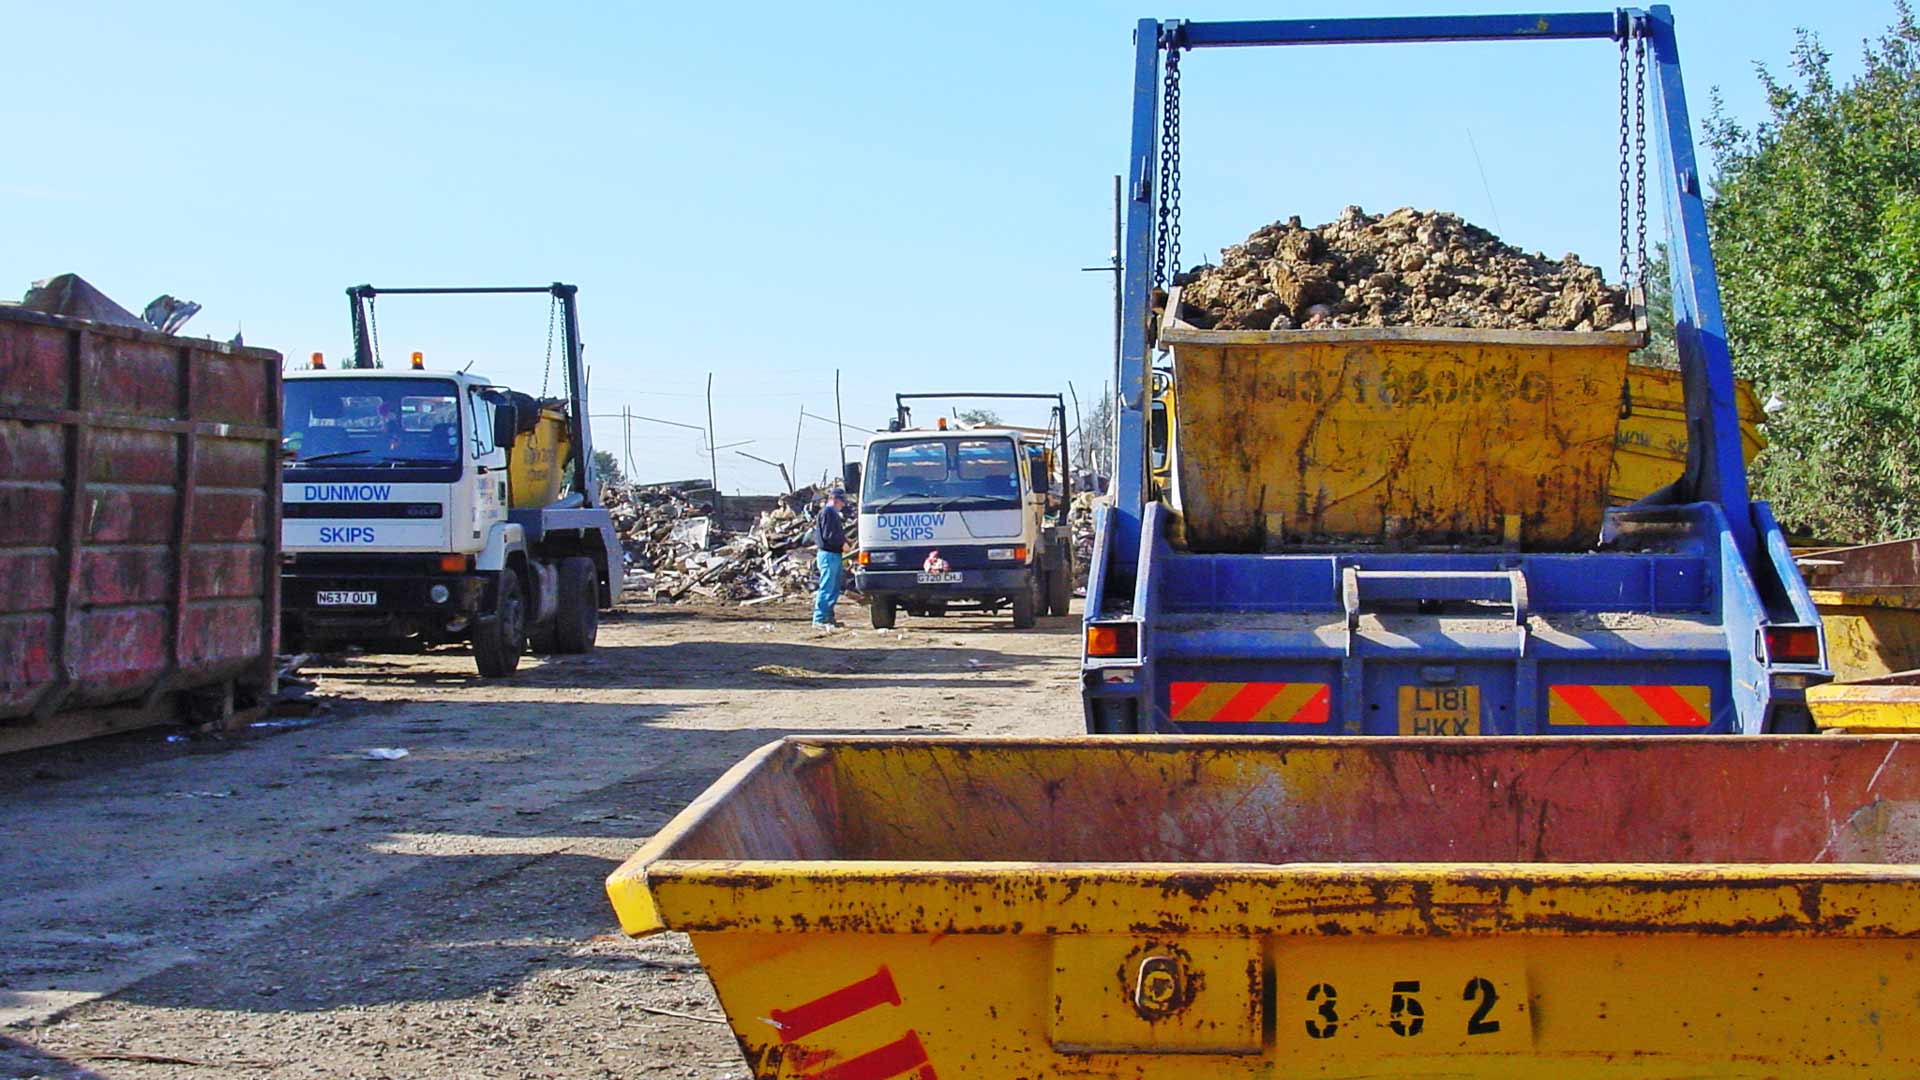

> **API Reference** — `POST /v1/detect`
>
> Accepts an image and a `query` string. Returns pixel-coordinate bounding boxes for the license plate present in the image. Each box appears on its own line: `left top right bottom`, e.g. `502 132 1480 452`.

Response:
916 572 963 584
316 590 378 606
1398 685 1479 735
1275 943 1530 1056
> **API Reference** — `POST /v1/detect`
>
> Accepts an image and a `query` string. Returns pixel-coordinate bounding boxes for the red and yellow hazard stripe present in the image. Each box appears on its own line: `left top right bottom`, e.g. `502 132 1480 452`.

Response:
1169 681 1331 724
1548 684 1710 727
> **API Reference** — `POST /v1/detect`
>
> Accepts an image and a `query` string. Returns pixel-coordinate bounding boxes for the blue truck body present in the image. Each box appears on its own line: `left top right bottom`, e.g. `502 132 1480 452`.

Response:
1081 8 1831 735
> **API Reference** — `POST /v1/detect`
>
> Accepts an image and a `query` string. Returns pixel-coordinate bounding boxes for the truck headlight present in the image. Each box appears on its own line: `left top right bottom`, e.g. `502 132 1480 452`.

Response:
429 584 451 604
988 546 1028 561
865 550 897 565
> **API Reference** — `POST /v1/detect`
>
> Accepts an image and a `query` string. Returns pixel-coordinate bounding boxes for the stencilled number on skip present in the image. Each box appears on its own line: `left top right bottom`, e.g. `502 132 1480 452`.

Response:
1302 976 1505 1040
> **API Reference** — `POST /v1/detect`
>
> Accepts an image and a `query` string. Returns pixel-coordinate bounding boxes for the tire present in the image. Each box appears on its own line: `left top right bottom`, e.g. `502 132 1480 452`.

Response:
552 556 600 654
1046 550 1072 616
870 594 897 629
473 570 526 678
1011 582 1037 629
529 625 556 654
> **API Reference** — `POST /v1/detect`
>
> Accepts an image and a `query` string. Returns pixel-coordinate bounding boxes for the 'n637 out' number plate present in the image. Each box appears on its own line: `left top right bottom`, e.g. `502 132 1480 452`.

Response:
1398 685 1479 735
316 590 378 606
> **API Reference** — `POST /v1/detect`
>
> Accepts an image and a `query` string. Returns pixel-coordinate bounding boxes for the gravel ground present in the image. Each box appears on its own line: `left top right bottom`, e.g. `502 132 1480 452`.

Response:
0 601 1082 1079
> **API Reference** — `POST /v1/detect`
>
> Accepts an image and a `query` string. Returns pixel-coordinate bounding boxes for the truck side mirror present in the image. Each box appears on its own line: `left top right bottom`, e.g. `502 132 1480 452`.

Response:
843 462 862 494
493 403 519 449
1030 458 1050 494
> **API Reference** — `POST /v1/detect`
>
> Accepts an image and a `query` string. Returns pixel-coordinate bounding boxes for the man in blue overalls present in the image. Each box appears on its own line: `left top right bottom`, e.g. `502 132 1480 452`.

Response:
812 488 848 628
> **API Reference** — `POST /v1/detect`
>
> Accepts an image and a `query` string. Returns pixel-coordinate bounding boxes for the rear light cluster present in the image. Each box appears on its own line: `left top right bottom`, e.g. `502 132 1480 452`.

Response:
1764 625 1821 664
1085 622 1139 659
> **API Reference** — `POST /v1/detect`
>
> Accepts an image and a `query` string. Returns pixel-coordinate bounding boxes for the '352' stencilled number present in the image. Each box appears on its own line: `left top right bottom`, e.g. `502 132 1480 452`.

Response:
1304 982 1340 1039
1303 976 1503 1039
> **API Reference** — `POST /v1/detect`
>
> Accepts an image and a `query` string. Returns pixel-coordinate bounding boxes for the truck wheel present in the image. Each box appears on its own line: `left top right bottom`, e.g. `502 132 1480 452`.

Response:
529 624 556 654
552 557 600 654
870 595 897 629
1011 584 1037 629
473 571 526 678
1046 550 1072 616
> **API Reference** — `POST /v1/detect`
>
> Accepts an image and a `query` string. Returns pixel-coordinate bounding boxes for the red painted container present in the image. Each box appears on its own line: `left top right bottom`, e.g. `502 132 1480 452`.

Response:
0 307 281 752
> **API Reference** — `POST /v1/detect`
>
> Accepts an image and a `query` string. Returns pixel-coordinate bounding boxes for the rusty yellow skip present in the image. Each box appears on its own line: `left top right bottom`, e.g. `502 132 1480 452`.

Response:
1148 311 1767 544
506 402 572 509
1611 364 1766 506
1165 314 1637 551
607 736 1920 1078
1802 538 1920 733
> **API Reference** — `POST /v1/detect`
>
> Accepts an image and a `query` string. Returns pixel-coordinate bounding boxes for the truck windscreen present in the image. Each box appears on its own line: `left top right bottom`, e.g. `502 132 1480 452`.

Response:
862 436 1021 513
283 378 462 468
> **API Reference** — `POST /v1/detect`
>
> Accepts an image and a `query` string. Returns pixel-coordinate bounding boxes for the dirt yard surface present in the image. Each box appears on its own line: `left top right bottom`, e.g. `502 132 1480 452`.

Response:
0 601 1082 1079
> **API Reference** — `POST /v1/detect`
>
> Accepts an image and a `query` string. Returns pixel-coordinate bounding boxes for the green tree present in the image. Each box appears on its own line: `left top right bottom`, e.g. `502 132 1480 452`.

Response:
1632 245 1678 370
1705 4 1920 541
593 449 626 488
954 407 1002 427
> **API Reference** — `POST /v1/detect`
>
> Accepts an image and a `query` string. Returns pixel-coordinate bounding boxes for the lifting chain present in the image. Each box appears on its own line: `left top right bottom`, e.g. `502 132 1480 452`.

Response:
1154 44 1183 289
1634 29 1650 292
1617 31 1632 290
542 293 557 397
367 294 383 369
1617 19 1651 295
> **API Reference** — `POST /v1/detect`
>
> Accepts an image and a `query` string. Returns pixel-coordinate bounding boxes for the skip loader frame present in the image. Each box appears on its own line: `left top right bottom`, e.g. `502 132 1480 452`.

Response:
1080 8 1829 736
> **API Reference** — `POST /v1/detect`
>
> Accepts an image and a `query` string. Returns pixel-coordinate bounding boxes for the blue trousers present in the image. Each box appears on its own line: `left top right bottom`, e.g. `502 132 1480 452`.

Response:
813 550 843 624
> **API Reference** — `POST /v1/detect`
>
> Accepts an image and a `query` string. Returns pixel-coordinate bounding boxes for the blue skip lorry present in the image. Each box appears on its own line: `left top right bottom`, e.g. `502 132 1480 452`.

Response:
1081 8 1832 736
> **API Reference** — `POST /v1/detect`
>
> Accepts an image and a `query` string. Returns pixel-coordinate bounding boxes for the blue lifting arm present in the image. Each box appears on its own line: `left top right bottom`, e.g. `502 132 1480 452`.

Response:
1102 6 1757 598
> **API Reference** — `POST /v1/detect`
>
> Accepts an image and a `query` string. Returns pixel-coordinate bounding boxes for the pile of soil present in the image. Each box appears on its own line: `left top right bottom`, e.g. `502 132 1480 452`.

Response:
1174 206 1633 332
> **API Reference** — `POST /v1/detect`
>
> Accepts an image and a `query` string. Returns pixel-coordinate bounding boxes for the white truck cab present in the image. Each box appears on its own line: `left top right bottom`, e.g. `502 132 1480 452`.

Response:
282 368 511 560
279 283 618 677
852 394 1073 628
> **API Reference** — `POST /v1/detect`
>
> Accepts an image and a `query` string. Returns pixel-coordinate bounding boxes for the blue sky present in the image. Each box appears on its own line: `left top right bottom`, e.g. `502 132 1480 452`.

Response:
2 1 1903 492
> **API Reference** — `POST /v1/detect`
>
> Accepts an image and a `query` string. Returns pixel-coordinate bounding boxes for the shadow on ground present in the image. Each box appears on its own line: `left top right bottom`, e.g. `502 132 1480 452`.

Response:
313 638 1062 695
24 721 886 1020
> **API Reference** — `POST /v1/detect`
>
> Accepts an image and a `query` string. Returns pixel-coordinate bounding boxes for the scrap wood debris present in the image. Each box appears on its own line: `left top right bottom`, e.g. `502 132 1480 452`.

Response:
605 481 854 604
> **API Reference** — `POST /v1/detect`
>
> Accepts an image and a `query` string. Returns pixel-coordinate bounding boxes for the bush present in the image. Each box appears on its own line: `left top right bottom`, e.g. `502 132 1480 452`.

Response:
1706 4 1920 541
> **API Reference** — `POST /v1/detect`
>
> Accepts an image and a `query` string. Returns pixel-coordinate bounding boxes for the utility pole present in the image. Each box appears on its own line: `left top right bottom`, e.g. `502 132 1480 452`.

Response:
834 369 847 484
704 372 720 503
1101 380 1111 477
1081 175 1123 402
1067 381 1087 478
792 406 804 492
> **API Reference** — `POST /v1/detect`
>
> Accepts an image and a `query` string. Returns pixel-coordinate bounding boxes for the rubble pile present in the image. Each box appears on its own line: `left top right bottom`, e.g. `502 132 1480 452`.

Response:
1175 206 1633 332
607 482 849 604
1069 492 1099 590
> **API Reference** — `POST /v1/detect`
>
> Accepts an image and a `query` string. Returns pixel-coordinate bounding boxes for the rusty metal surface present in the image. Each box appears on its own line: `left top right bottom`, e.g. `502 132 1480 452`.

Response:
0 308 281 747
1163 323 1632 552
652 736 1920 870
1801 537 1920 588
608 736 1920 1077
1801 541 1920 728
